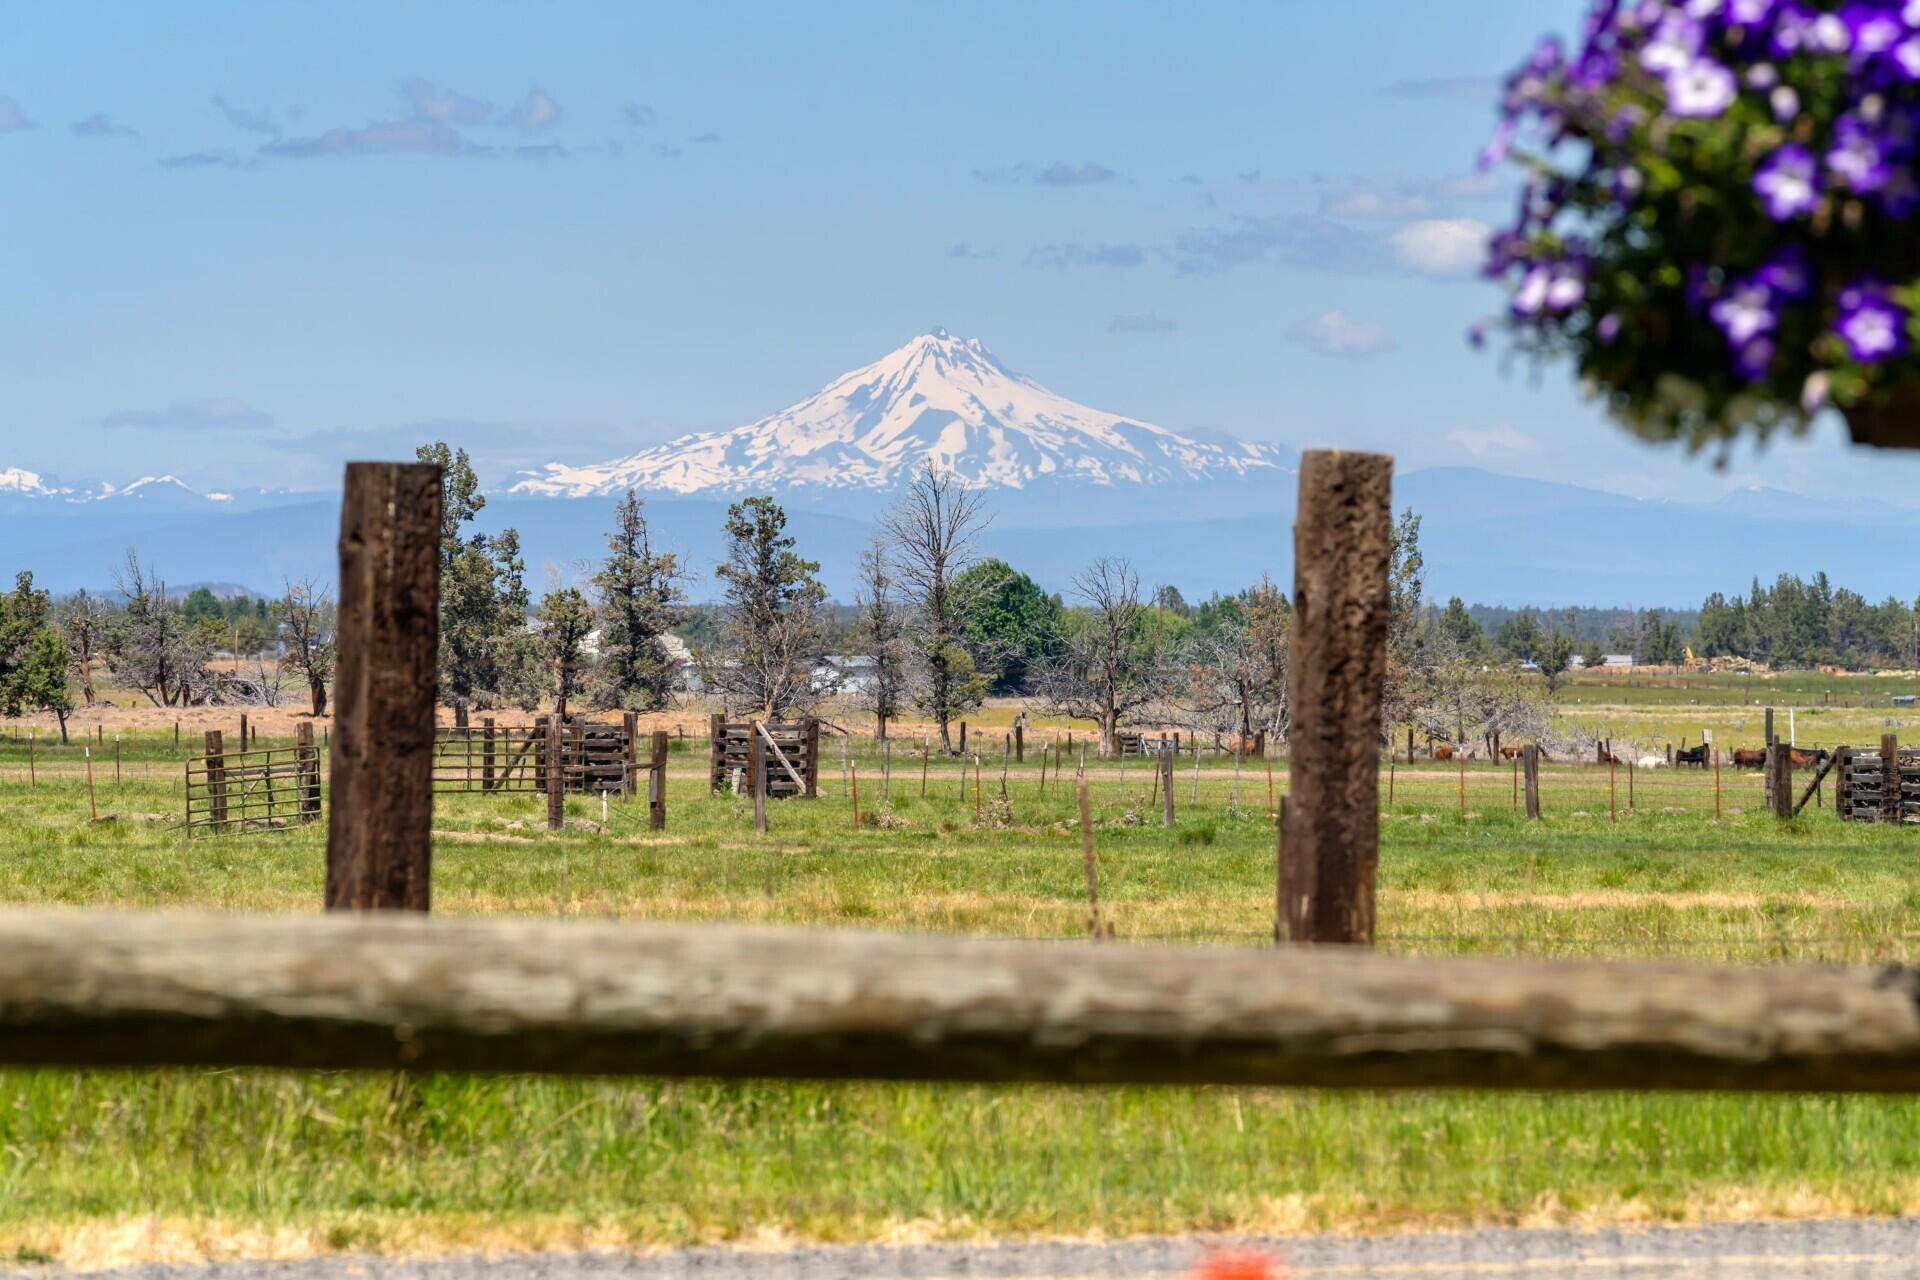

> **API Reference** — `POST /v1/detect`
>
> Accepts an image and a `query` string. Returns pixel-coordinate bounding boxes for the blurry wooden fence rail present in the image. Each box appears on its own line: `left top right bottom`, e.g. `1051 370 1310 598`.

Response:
708 715 820 798
7 909 1920 1093
183 725 321 836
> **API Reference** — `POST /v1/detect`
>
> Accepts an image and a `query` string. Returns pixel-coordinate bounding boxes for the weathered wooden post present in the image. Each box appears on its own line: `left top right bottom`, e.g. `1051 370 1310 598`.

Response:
295 721 320 821
1014 722 1024 763
482 716 496 792
749 722 767 834
804 718 821 798
958 720 967 753
708 712 725 793
1884 733 1902 825
545 718 566 831
239 714 249 752
1523 744 1541 820
324 460 441 913
648 730 668 830
205 730 229 833
1280 451 1392 946
1161 745 1175 828
622 711 639 797
1769 745 1793 820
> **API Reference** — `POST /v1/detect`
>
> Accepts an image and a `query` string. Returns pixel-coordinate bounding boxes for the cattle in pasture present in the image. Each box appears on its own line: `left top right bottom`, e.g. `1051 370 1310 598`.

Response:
1731 748 1768 770
1597 751 1622 766
1500 746 1524 760
1674 744 1710 769
1789 747 1830 768
1636 755 1665 769
1431 744 1455 762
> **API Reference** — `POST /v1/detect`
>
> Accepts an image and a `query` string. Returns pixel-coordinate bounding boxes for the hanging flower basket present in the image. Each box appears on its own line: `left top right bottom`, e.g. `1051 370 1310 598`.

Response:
1482 1 1920 451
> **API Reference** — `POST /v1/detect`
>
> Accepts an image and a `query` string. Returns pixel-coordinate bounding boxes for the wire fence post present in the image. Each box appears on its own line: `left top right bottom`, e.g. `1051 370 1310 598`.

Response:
750 722 767 835
1884 733 1902 825
1523 744 1541 821
1161 745 1175 828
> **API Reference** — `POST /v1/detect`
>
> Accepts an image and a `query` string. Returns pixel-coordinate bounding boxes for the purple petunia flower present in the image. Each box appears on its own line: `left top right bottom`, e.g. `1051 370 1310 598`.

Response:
1597 313 1624 343
1906 0 1920 26
1893 35 1920 81
1711 282 1780 345
1733 336 1776 382
1755 144 1820 218
1836 281 1909 363
1827 114 1892 192
1770 3 1815 54
1641 14 1707 73
1771 85 1802 121
1843 3 1905 57
1756 246 1814 300
1513 262 1586 316
1806 10 1854 53
1666 57 1739 116
1729 0 1776 21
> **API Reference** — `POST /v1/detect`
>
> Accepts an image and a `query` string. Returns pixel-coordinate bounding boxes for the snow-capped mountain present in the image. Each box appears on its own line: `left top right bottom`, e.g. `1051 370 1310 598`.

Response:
509 329 1290 499
0 468 74 499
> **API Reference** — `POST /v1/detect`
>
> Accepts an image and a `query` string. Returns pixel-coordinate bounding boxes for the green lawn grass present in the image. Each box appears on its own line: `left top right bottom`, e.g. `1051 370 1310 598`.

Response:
4 716 1920 1264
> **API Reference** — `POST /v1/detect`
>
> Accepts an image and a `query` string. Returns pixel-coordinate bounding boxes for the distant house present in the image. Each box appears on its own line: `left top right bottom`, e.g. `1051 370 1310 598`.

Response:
1602 654 1634 668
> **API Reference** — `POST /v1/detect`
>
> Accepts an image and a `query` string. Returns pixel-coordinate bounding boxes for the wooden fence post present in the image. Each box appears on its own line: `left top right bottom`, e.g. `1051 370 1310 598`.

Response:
546 718 565 831
1280 450 1392 946
1015 722 1024 763
1523 744 1541 820
324 460 441 913
750 722 767 834
1770 744 1793 820
709 712 725 793
1161 745 1175 828
1885 733 1902 825
622 711 639 797
649 730 668 830
482 716 496 792
295 721 321 822
804 718 821 798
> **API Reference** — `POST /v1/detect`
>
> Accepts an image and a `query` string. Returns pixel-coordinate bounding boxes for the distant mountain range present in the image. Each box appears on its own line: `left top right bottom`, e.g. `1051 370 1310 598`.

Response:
4 331 1917 606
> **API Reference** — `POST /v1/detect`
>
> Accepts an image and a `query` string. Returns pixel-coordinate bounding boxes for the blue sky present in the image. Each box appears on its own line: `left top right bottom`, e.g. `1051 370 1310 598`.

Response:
7 0 1920 505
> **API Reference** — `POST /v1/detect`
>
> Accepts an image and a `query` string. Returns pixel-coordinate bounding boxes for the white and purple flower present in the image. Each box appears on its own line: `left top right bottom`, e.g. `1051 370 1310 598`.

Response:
1754 144 1820 218
1836 280 1909 363
1827 114 1892 192
1513 262 1588 316
1666 56 1740 115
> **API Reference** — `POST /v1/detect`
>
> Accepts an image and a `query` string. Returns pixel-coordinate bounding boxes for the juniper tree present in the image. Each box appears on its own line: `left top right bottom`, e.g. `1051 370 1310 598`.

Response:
536 586 595 718
0 573 74 742
591 489 686 710
107 551 211 708
705 496 830 719
53 590 106 708
417 442 534 715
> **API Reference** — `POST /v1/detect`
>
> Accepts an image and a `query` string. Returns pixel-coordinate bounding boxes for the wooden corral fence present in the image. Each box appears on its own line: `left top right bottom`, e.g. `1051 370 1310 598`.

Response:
433 714 669 826
709 715 819 798
184 725 322 836
1835 736 1919 824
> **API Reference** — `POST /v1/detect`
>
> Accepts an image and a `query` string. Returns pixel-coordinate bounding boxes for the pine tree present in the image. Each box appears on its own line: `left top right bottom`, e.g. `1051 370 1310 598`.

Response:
591 490 686 710
0 573 74 742
536 587 595 718
705 496 830 719
416 442 533 714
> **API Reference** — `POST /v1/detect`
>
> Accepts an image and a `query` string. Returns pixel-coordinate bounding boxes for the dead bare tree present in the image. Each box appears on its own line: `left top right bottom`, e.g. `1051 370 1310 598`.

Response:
851 536 911 739
279 578 336 716
1034 557 1171 756
53 590 107 708
882 466 991 754
106 552 211 708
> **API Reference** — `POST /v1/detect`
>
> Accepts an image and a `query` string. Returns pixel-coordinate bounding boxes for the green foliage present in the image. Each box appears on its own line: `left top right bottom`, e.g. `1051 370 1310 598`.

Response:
535 586 595 715
953 558 1061 695
417 441 535 710
1694 573 1916 669
0 573 71 730
591 490 687 711
709 496 830 718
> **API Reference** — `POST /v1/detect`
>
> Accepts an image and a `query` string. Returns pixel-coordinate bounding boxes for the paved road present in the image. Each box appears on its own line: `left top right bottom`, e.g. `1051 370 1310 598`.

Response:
11 1221 1920 1280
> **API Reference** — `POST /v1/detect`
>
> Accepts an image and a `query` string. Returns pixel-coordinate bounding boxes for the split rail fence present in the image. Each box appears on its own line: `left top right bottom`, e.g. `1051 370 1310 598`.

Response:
25 454 1920 1109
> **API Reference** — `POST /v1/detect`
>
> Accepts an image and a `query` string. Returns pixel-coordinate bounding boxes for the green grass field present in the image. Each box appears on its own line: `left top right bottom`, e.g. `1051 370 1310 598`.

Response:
5 687 1920 1265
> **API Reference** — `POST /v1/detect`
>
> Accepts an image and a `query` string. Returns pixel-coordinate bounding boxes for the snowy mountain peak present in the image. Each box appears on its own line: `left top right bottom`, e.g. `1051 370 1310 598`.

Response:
509 331 1290 498
0 468 67 497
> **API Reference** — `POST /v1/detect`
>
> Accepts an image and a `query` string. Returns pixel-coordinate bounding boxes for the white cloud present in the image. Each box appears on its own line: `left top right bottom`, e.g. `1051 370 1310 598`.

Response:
1389 217 1490 278
1442 425 1541 459
1287 310 1395 359
509 89 561 133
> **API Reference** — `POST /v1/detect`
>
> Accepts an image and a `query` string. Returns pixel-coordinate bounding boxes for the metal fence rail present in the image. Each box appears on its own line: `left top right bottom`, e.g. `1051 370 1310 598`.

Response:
183 743 321 835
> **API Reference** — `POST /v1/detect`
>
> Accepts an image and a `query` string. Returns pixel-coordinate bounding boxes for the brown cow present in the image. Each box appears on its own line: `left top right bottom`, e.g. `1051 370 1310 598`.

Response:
1789 747 1830 768
1431 744 1455 762
1500 746 1524 760
1731 748 1768 770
